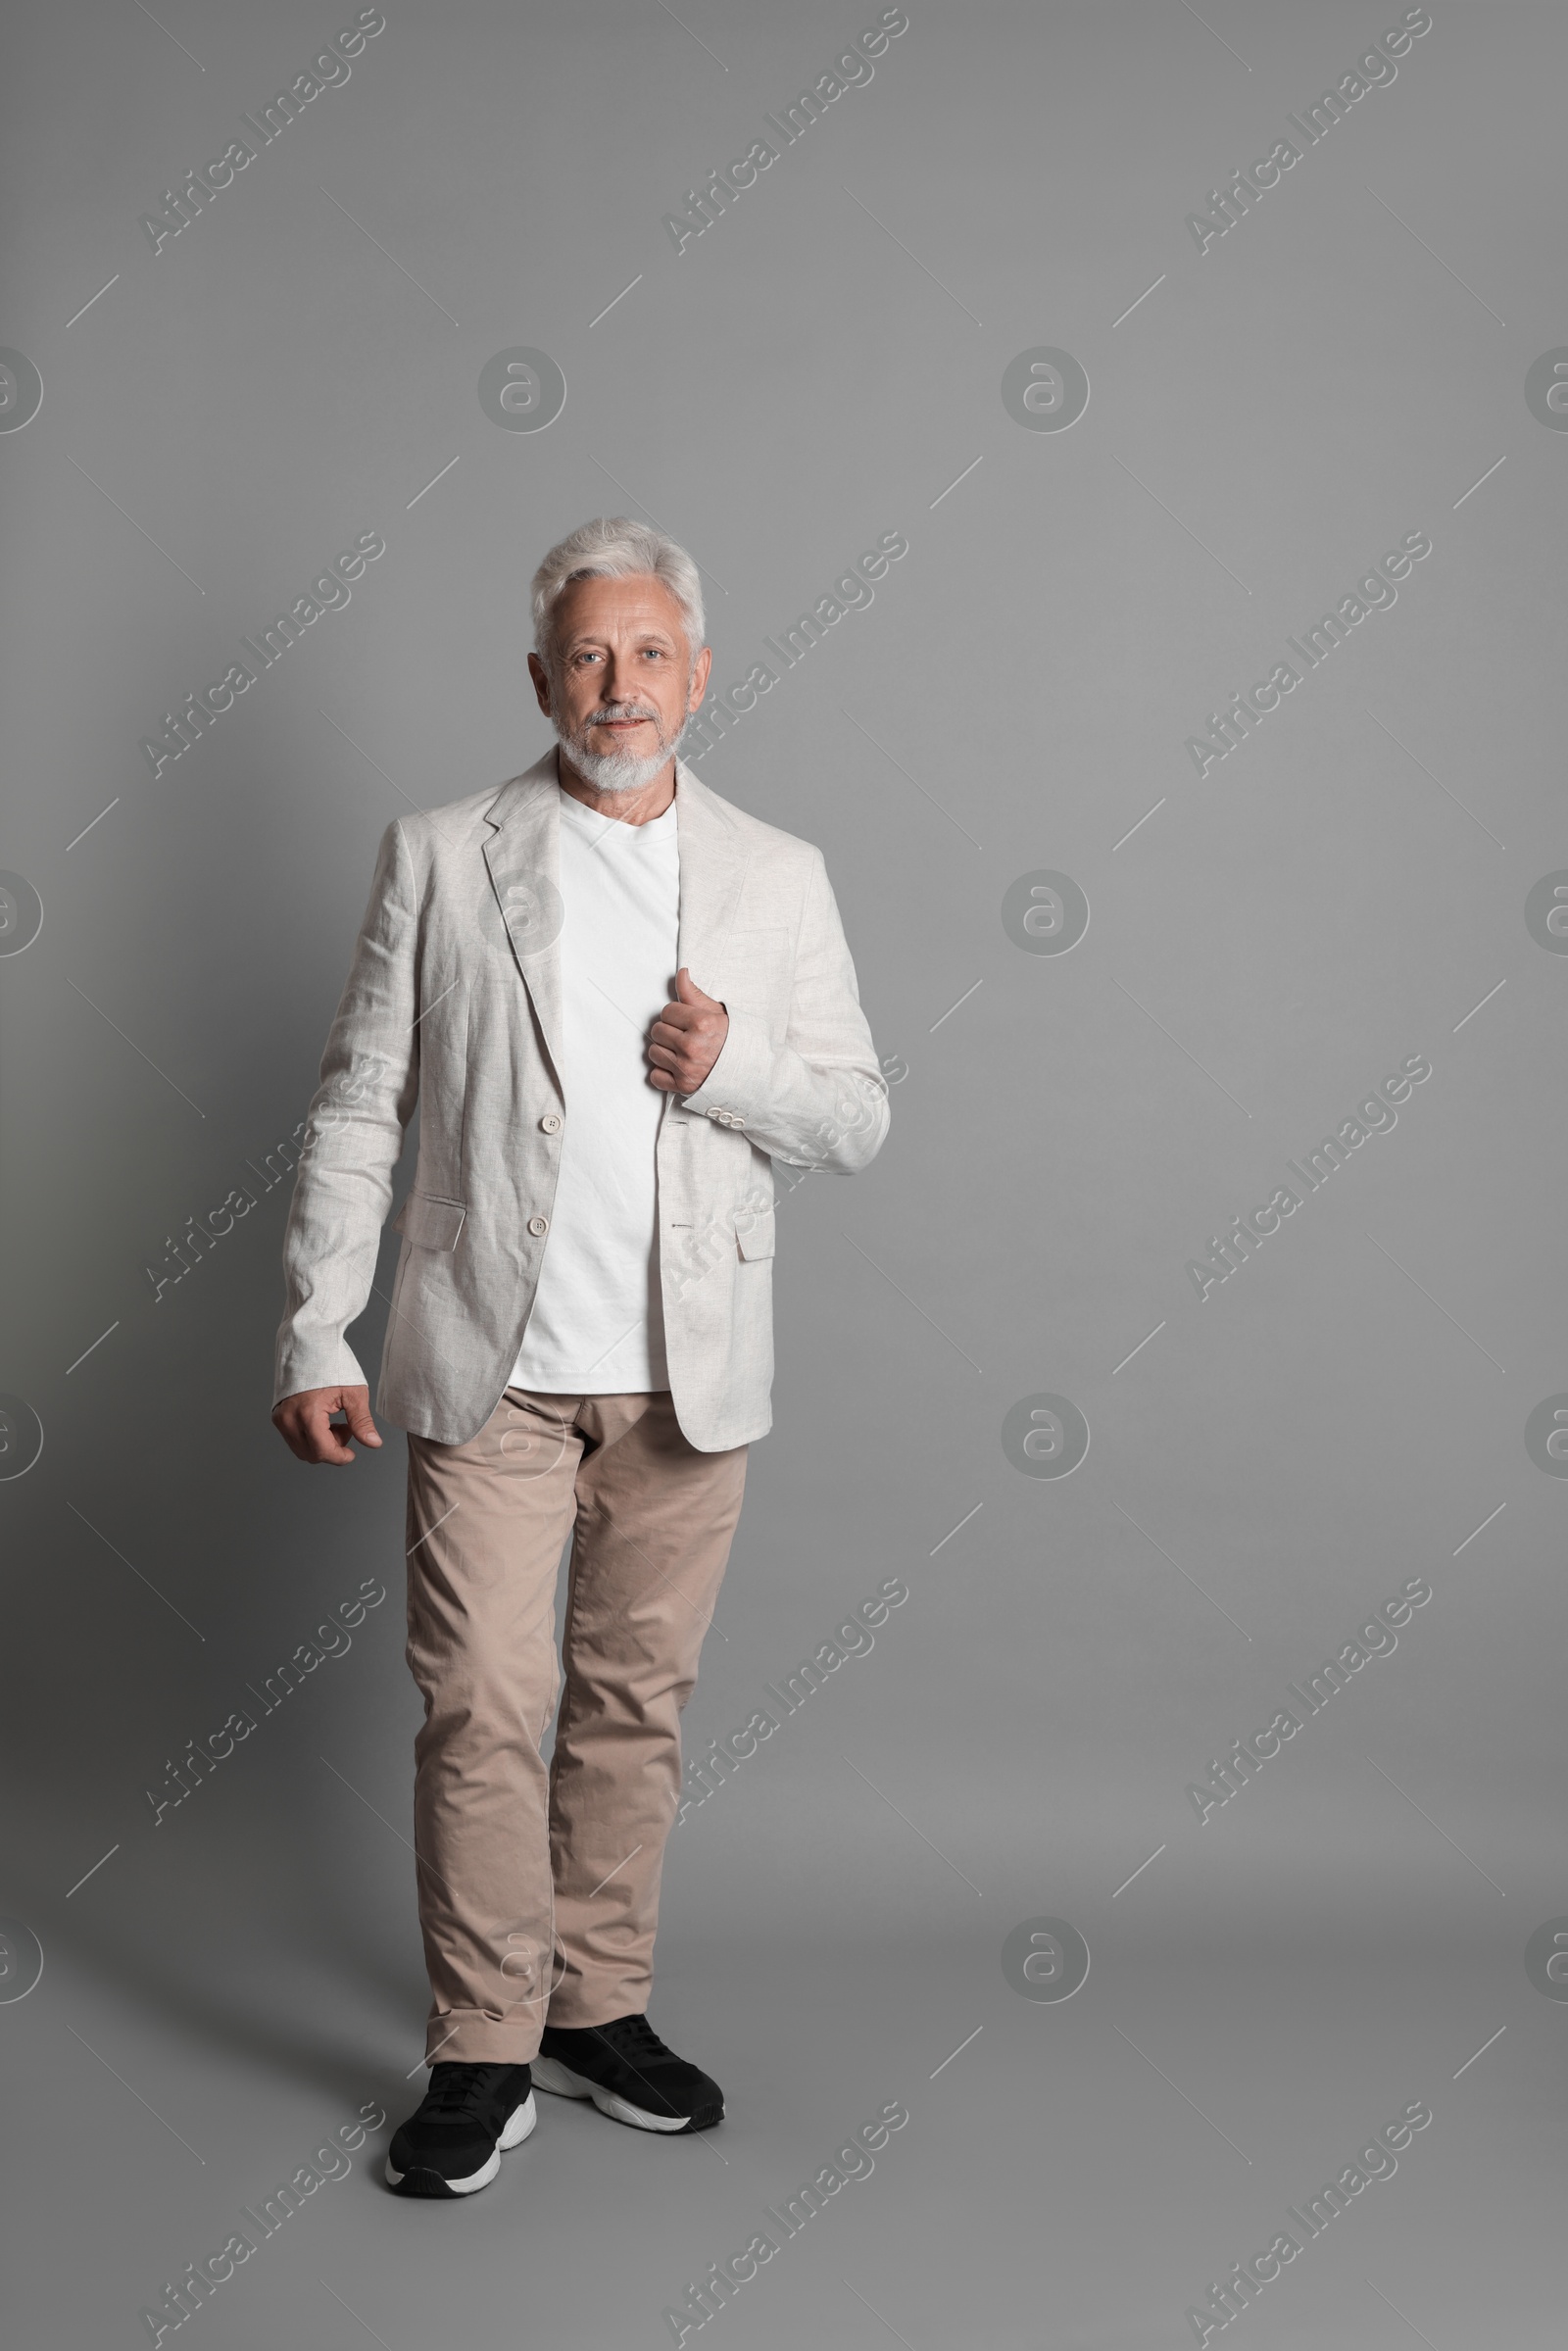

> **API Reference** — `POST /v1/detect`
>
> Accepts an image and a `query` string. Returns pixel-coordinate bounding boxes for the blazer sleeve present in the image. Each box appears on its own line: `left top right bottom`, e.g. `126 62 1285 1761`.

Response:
271 819 421 1403
678 848 890 1173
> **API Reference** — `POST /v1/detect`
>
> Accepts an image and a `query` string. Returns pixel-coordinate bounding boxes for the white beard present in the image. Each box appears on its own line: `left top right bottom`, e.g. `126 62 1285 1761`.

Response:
556 702 688 795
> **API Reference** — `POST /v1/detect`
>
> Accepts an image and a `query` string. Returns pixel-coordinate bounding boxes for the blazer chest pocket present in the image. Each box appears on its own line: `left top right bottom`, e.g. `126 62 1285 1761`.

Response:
393 1192 467 1251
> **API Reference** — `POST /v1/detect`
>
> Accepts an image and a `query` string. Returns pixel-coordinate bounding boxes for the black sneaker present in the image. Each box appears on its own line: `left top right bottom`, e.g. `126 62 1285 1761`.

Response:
384 2062 535 2197
532 2014 723 2132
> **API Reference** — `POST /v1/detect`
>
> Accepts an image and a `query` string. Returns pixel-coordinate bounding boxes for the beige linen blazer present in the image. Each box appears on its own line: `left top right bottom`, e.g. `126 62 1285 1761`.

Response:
271 751 890 1451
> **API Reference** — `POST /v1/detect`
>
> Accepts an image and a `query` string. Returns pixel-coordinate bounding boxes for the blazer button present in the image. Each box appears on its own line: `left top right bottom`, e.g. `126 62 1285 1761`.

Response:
527 1215 548 1237
539 1113 562 1134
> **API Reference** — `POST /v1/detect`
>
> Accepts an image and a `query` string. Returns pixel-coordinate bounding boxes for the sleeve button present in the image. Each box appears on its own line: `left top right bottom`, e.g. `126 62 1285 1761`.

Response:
527 1215 548 1237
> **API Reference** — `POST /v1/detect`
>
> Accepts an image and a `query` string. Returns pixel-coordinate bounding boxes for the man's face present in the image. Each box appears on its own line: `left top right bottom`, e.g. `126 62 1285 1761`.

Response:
529 573 710 793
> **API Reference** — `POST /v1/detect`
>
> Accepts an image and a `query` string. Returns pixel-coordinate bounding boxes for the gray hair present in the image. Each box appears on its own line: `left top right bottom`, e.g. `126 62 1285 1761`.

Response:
531 516 706 666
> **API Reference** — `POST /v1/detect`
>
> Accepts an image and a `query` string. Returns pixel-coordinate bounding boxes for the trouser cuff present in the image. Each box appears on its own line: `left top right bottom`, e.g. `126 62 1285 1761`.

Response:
425 2008 543 2066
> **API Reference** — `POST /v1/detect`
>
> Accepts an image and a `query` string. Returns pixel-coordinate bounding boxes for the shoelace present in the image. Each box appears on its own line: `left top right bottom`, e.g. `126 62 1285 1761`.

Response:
423 2063 511 2115
593 2014 673 2066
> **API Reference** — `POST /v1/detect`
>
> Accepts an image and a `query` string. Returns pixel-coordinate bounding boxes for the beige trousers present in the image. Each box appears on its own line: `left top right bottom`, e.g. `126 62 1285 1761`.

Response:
404 1387 748 2063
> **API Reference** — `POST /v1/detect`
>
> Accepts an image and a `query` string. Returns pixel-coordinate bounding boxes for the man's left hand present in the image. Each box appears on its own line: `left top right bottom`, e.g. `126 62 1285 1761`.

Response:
648 966 729 1095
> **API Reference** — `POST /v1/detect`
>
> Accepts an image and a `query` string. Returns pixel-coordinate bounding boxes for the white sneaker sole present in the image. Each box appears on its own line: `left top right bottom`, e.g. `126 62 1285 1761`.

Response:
530 2056 691 2133
384 2090 537 2193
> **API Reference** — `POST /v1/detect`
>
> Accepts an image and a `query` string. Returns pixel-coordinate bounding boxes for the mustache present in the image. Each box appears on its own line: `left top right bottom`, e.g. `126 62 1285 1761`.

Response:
582 703 661 725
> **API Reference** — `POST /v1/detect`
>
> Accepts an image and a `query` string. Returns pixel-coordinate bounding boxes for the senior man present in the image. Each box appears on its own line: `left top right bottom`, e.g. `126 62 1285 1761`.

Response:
270 516 890 2198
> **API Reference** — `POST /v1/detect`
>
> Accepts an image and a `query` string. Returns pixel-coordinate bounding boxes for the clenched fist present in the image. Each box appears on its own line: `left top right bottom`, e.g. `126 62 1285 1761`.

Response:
648 966 729 1096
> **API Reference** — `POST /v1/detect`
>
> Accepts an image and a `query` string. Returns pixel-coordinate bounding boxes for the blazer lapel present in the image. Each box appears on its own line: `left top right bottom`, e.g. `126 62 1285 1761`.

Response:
483 750 565 1087
674 760 751 989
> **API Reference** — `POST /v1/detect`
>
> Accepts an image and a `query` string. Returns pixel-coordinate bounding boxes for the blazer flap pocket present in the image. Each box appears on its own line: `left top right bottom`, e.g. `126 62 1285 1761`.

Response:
734 1200 775 1260
394 1192 467 1250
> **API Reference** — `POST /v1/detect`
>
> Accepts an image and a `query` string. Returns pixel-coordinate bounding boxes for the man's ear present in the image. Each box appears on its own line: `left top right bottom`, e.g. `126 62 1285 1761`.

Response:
527 652 554 716
687 644 712 709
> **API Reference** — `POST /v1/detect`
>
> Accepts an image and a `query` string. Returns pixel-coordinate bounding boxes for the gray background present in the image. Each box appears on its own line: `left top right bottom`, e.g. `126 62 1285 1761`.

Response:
3 1 1565 2343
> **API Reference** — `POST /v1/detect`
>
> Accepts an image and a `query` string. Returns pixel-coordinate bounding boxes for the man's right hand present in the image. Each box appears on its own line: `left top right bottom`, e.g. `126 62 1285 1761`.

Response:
271 1385 383 1465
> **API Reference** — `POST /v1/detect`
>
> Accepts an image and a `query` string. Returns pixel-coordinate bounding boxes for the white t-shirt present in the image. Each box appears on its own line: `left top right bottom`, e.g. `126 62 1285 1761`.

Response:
509 789 680 1393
